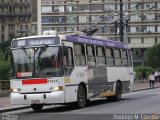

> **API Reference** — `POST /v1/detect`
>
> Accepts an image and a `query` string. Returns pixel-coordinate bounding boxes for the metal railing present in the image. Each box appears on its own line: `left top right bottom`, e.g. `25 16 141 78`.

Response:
0 80 10 97
0 90 10 97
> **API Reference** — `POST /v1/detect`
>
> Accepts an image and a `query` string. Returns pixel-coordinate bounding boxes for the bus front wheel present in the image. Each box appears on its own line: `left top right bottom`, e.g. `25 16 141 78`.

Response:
31 104 43 111
77 85 87 109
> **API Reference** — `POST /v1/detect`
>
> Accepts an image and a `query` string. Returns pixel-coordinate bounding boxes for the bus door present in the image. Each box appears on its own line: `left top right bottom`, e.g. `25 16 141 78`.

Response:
96 47 108 96
87 46 107 98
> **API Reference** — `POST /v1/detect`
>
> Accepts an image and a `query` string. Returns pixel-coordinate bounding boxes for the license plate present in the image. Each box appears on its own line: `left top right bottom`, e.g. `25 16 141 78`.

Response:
31 100 40 104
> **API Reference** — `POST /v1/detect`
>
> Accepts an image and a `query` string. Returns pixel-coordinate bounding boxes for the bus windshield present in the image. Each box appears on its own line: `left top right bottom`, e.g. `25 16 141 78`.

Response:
11 46 63 78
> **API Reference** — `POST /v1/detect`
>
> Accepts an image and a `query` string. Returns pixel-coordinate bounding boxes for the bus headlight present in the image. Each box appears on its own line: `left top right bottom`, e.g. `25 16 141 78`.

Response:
53 86 64 91
11 88 21 93
11 88 18 93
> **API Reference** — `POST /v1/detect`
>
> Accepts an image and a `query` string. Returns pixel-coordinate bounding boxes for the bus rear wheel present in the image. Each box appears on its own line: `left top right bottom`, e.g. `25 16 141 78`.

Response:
107 82 122 102
31 104 43 111
77 85 87 109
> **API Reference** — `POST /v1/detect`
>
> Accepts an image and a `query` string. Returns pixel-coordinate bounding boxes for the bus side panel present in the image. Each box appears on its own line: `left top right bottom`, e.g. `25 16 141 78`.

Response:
65 86 78 103
107 67 131 93
65 67 88 103
88 66 108 98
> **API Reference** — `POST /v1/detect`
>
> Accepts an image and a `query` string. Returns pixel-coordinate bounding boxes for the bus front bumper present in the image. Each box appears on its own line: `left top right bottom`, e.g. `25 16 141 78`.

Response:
11 91 65 105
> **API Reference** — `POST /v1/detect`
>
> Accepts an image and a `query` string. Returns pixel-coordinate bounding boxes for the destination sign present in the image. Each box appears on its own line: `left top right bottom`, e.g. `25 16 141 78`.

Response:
11 37 60 48
66 35 128 49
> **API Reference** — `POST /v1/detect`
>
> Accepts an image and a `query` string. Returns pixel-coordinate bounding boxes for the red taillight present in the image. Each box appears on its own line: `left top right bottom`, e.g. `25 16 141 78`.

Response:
22 78 48 85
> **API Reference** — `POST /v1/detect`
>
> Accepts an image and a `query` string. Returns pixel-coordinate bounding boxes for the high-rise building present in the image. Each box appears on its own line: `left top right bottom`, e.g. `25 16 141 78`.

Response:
0 0 37 43
38 0 160 66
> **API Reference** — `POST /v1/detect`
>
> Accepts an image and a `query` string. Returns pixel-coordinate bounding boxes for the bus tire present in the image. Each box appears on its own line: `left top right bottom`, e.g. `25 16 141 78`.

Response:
31 104 43 111
77 85 87 109
107 82 122 102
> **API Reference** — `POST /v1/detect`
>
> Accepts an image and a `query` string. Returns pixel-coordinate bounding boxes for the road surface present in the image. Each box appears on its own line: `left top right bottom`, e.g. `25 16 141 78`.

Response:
1 88 160 120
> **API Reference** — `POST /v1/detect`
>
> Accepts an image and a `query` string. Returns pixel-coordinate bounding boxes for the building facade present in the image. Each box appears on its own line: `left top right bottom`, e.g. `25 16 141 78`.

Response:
0 0 37 43
38 0 160 66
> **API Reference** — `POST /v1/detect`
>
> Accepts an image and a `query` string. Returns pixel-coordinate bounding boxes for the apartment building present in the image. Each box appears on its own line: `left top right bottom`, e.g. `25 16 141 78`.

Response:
0 0 37 43
38 0 160 66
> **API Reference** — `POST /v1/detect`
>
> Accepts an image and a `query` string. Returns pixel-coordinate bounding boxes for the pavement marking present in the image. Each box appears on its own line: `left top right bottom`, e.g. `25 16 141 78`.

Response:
71 108 89 112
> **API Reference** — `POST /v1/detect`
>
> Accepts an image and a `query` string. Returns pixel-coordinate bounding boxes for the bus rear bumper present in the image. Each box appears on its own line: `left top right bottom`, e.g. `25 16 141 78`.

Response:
11 91 65 105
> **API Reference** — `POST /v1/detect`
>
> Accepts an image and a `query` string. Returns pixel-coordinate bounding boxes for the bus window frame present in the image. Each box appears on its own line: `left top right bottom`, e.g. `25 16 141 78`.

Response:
127 49 133 67
73 43 86 66
86 45 96 66
105 47 115 67
114 48 122 67
96 46 106 66
121 49 129 67
62 46 74 76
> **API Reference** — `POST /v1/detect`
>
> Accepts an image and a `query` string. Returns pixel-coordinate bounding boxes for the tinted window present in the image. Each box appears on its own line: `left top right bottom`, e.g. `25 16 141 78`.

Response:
105 48 114 66
86 45 96 66
96 46 105 66
74 44 86 66
122 50 129 67
114 49 122 67
63 47 74 76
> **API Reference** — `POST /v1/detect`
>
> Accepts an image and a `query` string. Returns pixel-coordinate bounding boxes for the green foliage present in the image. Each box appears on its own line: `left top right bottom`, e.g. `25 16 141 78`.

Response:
147 44 160 68
0 39 12 52
134 67 154 80
0 40 12 80
0 50 10 80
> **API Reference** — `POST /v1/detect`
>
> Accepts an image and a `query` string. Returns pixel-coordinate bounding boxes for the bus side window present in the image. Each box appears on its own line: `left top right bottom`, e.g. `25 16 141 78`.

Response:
63 47 74 76
86 45 96 66
122 50 129 67
73 44 86 66
105 48 114 67
114 49 122 67
96 46 105 66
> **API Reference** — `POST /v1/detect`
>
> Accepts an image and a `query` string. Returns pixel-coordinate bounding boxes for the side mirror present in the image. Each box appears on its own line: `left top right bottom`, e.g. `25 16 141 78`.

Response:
5 48 9 61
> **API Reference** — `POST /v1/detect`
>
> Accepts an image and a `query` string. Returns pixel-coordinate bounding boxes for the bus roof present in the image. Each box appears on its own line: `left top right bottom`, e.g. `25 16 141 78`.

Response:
12 35 58 41
65 35 128 49
11 33 128 49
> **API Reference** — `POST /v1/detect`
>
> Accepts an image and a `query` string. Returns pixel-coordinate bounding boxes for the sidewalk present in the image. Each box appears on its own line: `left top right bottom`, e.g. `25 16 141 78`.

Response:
134 81 160 91
0 82 160 112
0 96 30 112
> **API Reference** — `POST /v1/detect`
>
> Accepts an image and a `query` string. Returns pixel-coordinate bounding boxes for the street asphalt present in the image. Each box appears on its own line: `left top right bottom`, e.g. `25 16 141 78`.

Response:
1 88 160 120
0 81 160 113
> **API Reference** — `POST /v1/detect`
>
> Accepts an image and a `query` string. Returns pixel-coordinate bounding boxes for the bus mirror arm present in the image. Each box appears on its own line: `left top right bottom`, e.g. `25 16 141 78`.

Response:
63 46 68 56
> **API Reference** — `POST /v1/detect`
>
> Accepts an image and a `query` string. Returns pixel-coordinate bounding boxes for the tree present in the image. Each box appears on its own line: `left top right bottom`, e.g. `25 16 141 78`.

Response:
147 44 160 68
0 39 12 80
0 39 12 52
0 50 10 80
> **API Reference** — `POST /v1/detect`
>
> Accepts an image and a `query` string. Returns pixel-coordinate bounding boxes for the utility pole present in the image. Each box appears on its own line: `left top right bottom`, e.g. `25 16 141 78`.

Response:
114 13 118 41
119 0 123 43
124 0 128 45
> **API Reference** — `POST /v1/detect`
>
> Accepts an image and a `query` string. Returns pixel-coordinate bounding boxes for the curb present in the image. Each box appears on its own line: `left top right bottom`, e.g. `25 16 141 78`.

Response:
0 106 30 113
133 86 160 92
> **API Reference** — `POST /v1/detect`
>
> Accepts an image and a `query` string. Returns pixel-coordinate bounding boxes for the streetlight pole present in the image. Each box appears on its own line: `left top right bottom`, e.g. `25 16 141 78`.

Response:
119 0 123 43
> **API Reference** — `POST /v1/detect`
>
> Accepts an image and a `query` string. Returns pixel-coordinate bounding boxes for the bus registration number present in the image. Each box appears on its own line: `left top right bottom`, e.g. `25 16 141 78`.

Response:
31 100 40 104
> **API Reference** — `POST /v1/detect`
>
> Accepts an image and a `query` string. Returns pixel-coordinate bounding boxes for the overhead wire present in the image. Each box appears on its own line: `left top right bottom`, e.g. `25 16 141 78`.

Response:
84 5 155 36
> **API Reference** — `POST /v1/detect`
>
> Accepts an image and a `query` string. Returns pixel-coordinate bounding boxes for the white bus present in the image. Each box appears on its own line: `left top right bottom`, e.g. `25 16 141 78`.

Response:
9 31 134 111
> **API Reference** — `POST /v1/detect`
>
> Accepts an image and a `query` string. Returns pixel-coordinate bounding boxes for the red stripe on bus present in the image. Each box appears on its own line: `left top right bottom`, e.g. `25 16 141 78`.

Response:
22 79 48 85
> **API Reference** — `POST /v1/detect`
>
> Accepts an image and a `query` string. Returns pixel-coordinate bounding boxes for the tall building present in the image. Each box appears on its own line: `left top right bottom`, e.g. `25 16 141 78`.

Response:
38 0 160 66
31 0 38 35
0 0 37 43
